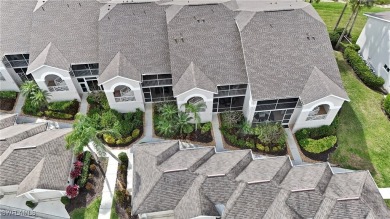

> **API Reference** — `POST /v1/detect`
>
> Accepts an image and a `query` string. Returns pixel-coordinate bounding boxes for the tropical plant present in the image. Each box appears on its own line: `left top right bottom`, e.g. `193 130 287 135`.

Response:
182 102 206 130
65 113 120 161
20 81 39 98
221 111 244 129
156 119 175 137
159 103 178 120
30 89 51 108
176 112 194 135
239 121 252 136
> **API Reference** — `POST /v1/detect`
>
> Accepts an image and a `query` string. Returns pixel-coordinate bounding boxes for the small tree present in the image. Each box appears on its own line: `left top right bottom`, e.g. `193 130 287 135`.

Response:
30 89 51 108
20 81 39 98
181 102 206 131
176 112 194 136
156 119 175 137
159 103 178 120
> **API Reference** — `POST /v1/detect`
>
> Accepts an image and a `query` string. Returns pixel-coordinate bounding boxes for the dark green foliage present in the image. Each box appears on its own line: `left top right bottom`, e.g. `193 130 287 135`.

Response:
299 136 337 154
26 201 37 209
384 95 390 116
132 129 140 138
114 120 134 137
44 111 73 120
0 91 17 99
101 110 120 129
79 151 92 187
61 196 70 205
48 99 79 112
118 152 129 167
22 99 40 115
344 47 385 89
201 122 212 134
296 117 338 141
329 31 340 48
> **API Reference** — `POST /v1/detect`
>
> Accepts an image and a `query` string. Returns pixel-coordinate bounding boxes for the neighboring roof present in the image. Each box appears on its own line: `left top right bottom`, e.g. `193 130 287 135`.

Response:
99 3 170 76
0 114 16 130
365 11 390 22
28 0 99 70
132 141 390 218
173 62 217 95
0 128 73 195
300 67 349 104
167 4 248 96
27 42 69 74
239 8 346 102
0 0 35 57
98 51 141 84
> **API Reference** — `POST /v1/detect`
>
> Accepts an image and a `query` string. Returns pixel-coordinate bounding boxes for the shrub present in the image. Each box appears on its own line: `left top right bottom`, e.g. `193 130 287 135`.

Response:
344 47 385 89
295 117 338 141
201 122 212 134
0 91 17 99
114 120 134 137
264 146 270 152
101 110 120 129
79 151 92 187
272 147 279 152
66 184 79 199
221 111 244 128
384 95 390 116
118 152 129 166
22 99 40 115
70 168 81 179
329 31 340 48
132 128 140 138
116 136 132 145
334 27 345 35
48 99 78 112
26 201 37 209
89 164 97 172
74 161 83 169
253 123 286 145
299 136 337 154
61 196 70 205
85 182 94 191
44 111 73 119
245 140 255 149
103 133 116 144
256 143 265 151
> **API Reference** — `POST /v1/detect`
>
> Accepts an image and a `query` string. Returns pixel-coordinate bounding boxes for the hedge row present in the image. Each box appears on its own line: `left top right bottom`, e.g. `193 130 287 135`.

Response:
344 46 385 89
384 95 390 116
299 135 337 154
78 151 92 187
0 91 17 99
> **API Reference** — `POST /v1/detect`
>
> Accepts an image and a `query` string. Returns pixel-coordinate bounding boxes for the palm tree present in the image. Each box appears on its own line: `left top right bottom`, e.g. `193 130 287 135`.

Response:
176 112 194 136
159 103 178 120
30 89 51 108
20 81 39 98
65 113 120 162
334 1 349 31
156 119 175 137
181 102 206 131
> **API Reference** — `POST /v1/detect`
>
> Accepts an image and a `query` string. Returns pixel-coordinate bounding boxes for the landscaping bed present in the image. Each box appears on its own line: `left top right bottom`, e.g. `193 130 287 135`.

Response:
383 95 390 120
0 91 18 111
153 102 213 144
219 111 287 155
86 92 143 147
110 152 137 219
65 152 108 214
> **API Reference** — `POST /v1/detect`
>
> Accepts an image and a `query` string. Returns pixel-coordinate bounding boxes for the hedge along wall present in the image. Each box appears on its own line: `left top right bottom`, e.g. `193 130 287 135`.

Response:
78 151 92 187
343 45 385 89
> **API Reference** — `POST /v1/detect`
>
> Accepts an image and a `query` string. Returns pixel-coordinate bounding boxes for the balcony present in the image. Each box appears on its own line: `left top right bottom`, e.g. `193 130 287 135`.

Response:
46 77 69 92
114 86 135 102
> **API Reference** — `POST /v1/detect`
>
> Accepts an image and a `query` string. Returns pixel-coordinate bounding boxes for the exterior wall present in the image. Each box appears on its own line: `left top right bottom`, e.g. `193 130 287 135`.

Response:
357 17 390 92
0 62 20 91
242 86 256 123
30 66 81 102
176 88 214 123
0 185 18 194
28 190 64 201
139 210 174 219
292 95 345 133
101 76 145 113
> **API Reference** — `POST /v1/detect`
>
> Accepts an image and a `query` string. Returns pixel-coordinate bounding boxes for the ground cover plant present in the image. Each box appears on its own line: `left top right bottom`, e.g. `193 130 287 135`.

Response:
220 111 287 154
86 92 143 147
153 102 213 143
332 52 390 208
383 95 390 118
69 196 102 219
20 81 79 119
0 91 18 111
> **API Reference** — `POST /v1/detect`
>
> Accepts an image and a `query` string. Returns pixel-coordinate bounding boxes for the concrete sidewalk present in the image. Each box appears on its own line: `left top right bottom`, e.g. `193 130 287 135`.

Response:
284 128 303 165
211 114 225 152
13 94 25 114
79 94 89 115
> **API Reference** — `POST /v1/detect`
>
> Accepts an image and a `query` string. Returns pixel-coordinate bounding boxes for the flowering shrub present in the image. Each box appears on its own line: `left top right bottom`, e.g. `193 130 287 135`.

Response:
70 168 81 179
74 160 83 169
66 184 79 198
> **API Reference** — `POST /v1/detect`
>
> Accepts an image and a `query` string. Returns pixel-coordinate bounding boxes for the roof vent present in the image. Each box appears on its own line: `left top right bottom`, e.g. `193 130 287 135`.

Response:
79 2 81 7
307 36 310 40
41 6 45 11
312 37 315 40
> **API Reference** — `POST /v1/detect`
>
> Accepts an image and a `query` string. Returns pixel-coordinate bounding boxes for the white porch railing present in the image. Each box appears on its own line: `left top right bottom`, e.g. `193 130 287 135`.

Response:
48 85 69 92
306 114 327 121
115 96 136 102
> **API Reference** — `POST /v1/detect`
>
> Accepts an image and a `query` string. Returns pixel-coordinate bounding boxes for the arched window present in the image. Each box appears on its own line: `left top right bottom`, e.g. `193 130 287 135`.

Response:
187 96 206 112
306 104 330 121
113 85 135 102
45 74 68 92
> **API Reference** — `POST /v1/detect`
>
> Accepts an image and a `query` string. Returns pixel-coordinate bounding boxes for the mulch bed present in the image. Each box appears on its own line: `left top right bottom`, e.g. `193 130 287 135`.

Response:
298 143 338 162
66 157 108 213
0 97 17 111
155 129 213 144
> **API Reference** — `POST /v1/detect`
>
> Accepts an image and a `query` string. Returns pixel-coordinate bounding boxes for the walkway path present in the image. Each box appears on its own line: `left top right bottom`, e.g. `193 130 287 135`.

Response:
79 94 89 114
136 103 162 143
284 128 303 165
211 114 225 152
13 94 25 114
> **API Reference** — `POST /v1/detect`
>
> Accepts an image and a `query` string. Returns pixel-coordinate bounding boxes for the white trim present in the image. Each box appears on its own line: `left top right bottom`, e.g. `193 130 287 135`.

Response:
301 94 349 106
27 65 69 75
364 13 390 23
99 75 140 86
175 87 215 99
106 81 140 92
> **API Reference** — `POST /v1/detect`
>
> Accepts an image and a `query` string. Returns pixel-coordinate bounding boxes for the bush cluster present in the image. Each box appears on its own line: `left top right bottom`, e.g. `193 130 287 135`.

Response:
299 136 337 154
61 196 70 205
25 201 37 209
0 91 17 99
344 46 385 89
384 95 390 116
78 151 92 187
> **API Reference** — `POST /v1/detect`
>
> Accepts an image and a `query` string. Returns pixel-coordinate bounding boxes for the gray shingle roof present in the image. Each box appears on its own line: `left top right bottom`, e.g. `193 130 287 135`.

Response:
0 0 35 57
0 128 73 195
167 4 248 96
28 0 99 70
240 8 346 102
27 42 69 74
99 3 170 76
98 51 141 84
132 141 390 218
0 114 16 130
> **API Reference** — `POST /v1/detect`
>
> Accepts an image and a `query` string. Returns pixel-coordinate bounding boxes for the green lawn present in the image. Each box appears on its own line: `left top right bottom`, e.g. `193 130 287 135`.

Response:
312 2 389 42
70 197 102 219
331 52 390 191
